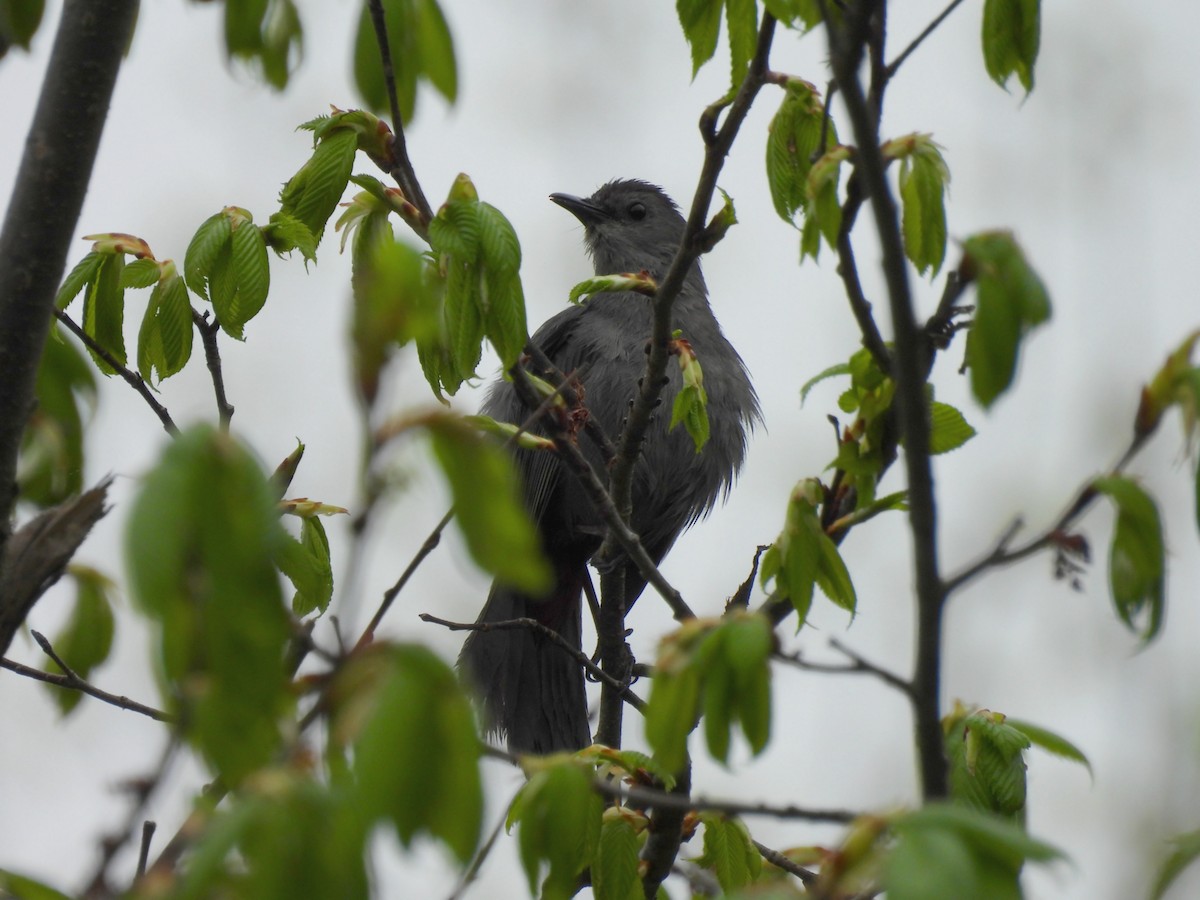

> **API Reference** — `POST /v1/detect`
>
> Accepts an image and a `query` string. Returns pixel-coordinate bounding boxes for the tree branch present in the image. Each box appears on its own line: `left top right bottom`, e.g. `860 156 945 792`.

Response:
886 0 971 79
823 1 947 798
366 0 434 229
0 654 172 723
776 638 914 699
0 0 140 547
596 776 859 825
192 310 234 429
754 840 818 887
419 613 646 713
55 310 179 437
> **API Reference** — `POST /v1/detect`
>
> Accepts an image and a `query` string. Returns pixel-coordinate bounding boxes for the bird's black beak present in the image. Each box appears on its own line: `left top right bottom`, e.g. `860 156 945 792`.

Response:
550 192 608 227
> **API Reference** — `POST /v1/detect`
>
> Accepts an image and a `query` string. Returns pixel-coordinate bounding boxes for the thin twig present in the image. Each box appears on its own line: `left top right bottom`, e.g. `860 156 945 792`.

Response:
834 175 893 375
446 803 511 900
0 654 173 722
54 310 179 437
83 737 180 898
135 821 156 880
886 0 971 78
775 641 913 699
357 509 452 647
365 0 433 227
754 839 818 887
420 613 646 713
192 310 234 429
595 777 859 825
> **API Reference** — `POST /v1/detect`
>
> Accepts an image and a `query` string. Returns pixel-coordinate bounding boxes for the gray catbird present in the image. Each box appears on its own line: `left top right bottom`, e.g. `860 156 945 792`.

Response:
459 179 759 753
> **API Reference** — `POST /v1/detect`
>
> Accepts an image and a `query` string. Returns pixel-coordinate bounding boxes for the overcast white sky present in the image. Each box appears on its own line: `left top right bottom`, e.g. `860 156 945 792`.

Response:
3 1 1200 897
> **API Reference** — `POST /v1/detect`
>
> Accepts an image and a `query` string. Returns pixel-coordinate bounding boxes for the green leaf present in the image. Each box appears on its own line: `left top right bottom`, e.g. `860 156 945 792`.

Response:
1005 718 1092 779
1150 828 1200 900
351 644 483 863
568 272 657 305
259 0 303 90
137 270 194 384
122 257 161 289
277 516 334 617
55 251 105 310
427 414 551 593
184 211 234 301
509 762 604 898
278 126 358 247
262 210 317 260
0 0 46 52
18 324 96 507
766 79 829 226
224 0 268 55
82 253 127 375
945 709 1030 820
963 231 1051 408
1093 476 1165 642
886 804 1063 900
928 401 976 454
415 0 458 103
762 0 821 31
47 566 116 715
895 136 950 276
725 0 757 84
126 426 291 783
800 361 851 404
982 0 1040 94
644 659 702 773
476 201 529 369
593 816 642 900
221 219 271 338
0 870 71 900
676 0 723 78
695 814 762 892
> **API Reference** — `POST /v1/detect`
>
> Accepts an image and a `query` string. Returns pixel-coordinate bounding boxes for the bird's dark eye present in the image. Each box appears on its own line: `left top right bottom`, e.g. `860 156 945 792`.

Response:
627 201 647 221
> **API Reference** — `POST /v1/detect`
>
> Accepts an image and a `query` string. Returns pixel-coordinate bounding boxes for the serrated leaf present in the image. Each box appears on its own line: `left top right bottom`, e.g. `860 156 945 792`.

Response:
428 415 550 593
898 138 950 276
982 0 1040 94
766 80 828 226
126 426 291 783
929 401 976 454
593 817 642 900
82 253 127 374
263 210 317 260
476 201 528 369
1006 718 1092 779
800 361 851 404
1093 475 1165 642
55 251 105 310
121 257 161 289
277 516 334 617
510 762 604 898
222 219 271 338
278 126 358 247
185 212 234 301
676 0 723 78
696 815 761 892
963 231 1051 408
725 0 757 84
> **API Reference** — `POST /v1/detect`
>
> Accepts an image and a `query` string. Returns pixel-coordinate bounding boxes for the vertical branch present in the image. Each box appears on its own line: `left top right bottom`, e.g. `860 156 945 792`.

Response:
0 0 140 547
824 1 948 798
193 310 235 429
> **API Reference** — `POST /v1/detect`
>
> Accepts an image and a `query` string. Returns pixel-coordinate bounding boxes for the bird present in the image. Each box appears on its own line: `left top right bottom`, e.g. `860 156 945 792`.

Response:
458 179 759 754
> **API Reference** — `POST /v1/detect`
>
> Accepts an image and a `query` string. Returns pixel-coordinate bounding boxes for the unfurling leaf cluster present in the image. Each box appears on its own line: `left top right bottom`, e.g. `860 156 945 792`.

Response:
885 133 950 277
645 612 774 772
669 335 711 452
185 208 270 340
760 478 856 623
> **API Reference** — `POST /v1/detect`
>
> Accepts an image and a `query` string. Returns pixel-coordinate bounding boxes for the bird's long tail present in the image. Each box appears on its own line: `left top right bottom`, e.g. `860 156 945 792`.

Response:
458 575 591 754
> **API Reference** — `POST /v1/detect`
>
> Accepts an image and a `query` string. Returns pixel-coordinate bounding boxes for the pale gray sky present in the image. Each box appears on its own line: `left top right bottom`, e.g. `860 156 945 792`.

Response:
3 1 1199 897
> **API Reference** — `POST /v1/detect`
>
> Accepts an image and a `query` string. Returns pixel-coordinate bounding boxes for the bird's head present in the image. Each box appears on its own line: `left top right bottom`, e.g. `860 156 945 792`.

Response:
550 179 687 278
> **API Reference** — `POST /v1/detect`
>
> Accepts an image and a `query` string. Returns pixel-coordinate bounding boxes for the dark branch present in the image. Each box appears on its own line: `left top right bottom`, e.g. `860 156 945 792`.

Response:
886 0 971 78
776 640 914 699
54 310 179 437
366 0 434 228
0 654 171 722
754 840 818 887
0 0 140 548
419 613 646 713
595 777 859 825
192 310 234 429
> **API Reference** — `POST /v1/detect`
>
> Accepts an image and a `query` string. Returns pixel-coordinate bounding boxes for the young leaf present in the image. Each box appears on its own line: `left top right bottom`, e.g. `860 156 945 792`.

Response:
766 79 829 226
593 815 642 900
981 0 1040 94
962 231 1051 408
46 566 116 715
1005 718 1092 779
724 0 757 84
476 201 529 369
277 516 334 617
278 126 358 247
568 272 657 305
929 401 976 454
427 414 551 593
695 814 762 892
184 211 235 300
762 0 822 31
509 761 604 897
55 251 105 310
81 253 127 375
669 338 710 452
1092 476 1165 641
889 134 950 276
353 0 457 120
219 217 271 338
350 644 483 863
126 426 291 783
945 708 1030 820
676 0 723 78
137 267 195 384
